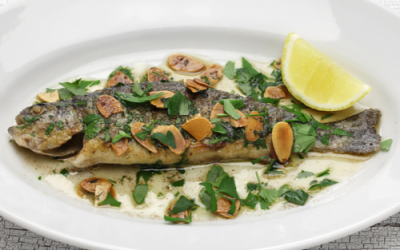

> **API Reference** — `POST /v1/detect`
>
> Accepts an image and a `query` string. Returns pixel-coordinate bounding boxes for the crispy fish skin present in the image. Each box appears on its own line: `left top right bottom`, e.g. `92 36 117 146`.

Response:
8 82 381 167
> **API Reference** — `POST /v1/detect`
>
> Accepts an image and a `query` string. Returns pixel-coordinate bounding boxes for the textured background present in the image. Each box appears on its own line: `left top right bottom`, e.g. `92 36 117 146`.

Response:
0 0 399 249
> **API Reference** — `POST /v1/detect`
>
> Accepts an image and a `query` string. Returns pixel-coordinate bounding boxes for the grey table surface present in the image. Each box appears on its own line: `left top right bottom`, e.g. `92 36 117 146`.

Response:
1 0 400 249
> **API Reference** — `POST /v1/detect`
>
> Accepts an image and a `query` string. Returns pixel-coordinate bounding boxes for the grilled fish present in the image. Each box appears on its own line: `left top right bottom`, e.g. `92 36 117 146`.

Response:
8 82 381 168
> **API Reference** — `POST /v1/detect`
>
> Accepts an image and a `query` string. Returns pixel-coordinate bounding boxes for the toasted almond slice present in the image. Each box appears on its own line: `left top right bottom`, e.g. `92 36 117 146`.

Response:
271 122 293 163
80 178 112 194
277 85 290 97
37 91 60 103
187 86 199 93
245 111 264 141
210 103 230 128
107 70 133 87
168 54 205 73
112 138 129 157
97 95 124 118
193 78 213 88
131 122 158 153
263 86 287 99
151 125 187 155
185 79 208 93
149 91 174 108
167 199 190 223
230 110 248 128
148 67 169 82
216 197 240 219
94 184 110 206
273 58 281 70
182 116 212 141
200 64 223 85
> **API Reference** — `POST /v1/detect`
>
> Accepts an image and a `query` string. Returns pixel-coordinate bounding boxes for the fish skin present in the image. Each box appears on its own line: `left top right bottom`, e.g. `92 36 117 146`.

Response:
8 82 381 168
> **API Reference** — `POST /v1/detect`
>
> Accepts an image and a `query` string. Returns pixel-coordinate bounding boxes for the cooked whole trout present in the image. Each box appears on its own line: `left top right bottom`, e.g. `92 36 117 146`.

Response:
8 82 381 168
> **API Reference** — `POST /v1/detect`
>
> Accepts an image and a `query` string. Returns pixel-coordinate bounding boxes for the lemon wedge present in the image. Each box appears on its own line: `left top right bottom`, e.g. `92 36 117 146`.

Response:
281 32 371 111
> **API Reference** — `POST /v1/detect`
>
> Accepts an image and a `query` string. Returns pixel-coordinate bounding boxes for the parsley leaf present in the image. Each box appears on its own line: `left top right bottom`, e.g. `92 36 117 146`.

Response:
115 91 164 105
23 116 41 125
60 168 69 177
206 165 228 187
316 168 330 177
296 170 314 179
212 122 227 134
164 92 198 117
170 180 185 187
284 189 309 206
108 66 133 81
220 99 241 120
321 134 330 145
242 58 259 76
247 182 261 192
164 213 192 223
223 61 235 80
332 128 352 137
98 192 121 207
381 139 393 151
112 130 132 144
251 156 268 165
45 123 54 135
309 178 338 190
242 192 258 209
151 131 176 148
133 184 148 204
321 114 334 120
216 176 240 199
169 195 197 214
210 118 221 123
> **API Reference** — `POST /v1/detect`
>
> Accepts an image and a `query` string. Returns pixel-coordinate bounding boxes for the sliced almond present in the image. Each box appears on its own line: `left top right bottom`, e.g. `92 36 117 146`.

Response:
167 199 190 223
37 91 60 103
112 138 129 157
80 178 112 194
97 95 124 118
193 78 213 88
210 103 230 128
167 54 205 73
107 70 133 87
182 116 212 141
94 184 110 206
185 79 207 93
271 122 293 163
151 125 187 155
148 67 169 82
216 197 240 219
263 86 287 99
131 122 158 153
230 110 248 128
273 58 281 70
245 111 264 141
277 85 290 97
200 64 223 85
149 91 174 108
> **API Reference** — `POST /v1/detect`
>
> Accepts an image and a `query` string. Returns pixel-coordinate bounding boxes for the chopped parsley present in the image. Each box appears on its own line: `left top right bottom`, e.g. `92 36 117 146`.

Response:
38 176 42 180
164 92 198 117
45 123 54 135
219 99 241 120
135 120 159 141
246 182 261 192
321 114 334 120
83 114 105 139
211 122 227 134
169 195 197 214
23 116 41 125
284 189 309 206
381 139 393 151
112 130 132 144
332 128 352 137
151 131 176 148
133 184 148 204
296 170 314 179
98 192 121 207
170 179 185 187
316 168 330 177
309 178 338 191
47 79 101 100
251 156 268 165
55 120 64 130
223 61 235 80
60 168 69 177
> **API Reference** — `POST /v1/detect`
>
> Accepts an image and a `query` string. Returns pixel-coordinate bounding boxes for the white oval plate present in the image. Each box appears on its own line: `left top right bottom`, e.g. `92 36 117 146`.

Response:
1 0 400 249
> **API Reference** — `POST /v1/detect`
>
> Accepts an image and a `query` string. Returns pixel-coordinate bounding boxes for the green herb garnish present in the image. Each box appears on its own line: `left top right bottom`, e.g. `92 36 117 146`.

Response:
170 180 185 187
169 195 197 214
381 139 392 151
98 191 121 207
316 168 330 177
45 123 54 135
133 184 148 204
151 131 176 148
23 116 41 125
309 178 338 190
112 130 132 144
296 170 314 179
284 189 309 206
223 61 235 80
332 128 352 137
60 168 69 177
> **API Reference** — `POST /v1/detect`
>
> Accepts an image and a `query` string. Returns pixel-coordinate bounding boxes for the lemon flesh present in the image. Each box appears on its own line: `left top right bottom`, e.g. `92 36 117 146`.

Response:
281 33 371 111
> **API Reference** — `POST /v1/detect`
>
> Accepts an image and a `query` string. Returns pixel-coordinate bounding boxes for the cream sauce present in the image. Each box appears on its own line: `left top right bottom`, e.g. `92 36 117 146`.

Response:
26 54 373 221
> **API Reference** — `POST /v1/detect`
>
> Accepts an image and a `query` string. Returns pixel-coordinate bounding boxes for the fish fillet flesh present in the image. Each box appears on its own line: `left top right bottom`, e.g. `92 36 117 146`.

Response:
8 82 381 168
